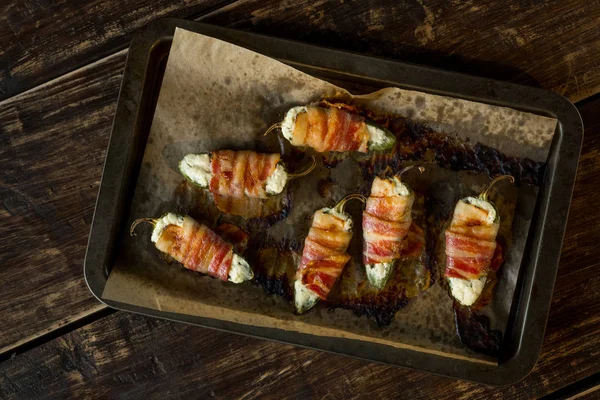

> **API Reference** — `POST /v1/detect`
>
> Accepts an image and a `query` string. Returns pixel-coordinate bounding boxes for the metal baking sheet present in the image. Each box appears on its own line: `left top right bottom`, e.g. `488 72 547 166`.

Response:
84 18 583 385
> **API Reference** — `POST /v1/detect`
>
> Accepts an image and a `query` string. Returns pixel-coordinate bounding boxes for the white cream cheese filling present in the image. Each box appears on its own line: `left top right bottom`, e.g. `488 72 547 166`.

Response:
294 280 320 314
229 254 253 283
282 106 307 142
448 276 487 306
179 153 211 187
463 196 497 224
265 163 288 195
365 262 394 289
366 123 395 149
151 213 184 243
392 177 410 196
322 207 353 231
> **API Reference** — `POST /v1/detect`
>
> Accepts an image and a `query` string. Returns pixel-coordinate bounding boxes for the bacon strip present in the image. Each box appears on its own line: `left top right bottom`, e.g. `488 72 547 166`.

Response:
362 177 414 265
296 210 353 299
401 223 425 259
155 216 234 281
209 150 281 199
444 201 499 280
292 106 369 153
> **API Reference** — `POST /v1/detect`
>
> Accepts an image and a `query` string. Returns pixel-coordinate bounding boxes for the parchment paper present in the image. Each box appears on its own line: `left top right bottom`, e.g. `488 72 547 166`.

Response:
103 28 557 362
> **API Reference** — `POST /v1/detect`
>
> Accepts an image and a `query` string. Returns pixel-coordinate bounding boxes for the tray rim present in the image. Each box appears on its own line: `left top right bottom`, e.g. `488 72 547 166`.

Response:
84 18 583 386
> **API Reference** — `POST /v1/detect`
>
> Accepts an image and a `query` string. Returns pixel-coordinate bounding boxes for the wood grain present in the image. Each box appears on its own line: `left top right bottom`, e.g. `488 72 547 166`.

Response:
204 0 600 102
572 385 600 400
0 0 227 101
3 1 600 103
0 53 126 354
0 96 598 399
1 0 599 394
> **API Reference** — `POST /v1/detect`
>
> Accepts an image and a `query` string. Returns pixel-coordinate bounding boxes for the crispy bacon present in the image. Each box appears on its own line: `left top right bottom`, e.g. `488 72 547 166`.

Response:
209 150 281 199
444 201 499 280
362 177 414 265
292 106 369 153
155 216 233 281
401 223 425 258
296 210 353 299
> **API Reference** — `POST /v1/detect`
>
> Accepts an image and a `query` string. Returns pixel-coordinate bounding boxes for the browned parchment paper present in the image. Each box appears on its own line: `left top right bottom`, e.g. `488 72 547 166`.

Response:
102 28 557 362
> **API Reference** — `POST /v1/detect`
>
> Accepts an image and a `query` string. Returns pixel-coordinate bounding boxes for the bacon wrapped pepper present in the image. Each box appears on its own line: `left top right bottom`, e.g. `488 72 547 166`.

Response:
444 176 514 306
294 194 365 314
362 166 422 289
270 103 395 153
179 150 314 199
130 213 253 283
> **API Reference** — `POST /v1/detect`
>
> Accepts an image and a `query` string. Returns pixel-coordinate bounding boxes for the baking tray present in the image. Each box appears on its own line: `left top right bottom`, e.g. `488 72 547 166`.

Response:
84 18 583 385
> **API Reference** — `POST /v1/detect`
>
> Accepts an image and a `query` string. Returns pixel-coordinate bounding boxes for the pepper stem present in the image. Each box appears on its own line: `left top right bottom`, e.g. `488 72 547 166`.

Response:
333 193 367 214
479 175 515 201
287 156 316 179
396 165 425 181
263 122 282 136
130 218 157 236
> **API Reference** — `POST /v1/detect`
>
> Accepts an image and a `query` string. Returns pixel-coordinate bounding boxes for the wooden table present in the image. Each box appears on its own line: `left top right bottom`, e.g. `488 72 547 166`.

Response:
1 1 599 398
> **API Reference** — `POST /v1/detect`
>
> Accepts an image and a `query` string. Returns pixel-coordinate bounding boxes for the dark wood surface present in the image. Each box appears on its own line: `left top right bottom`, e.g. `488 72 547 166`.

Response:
0 53 125 353
3 0 600 102
0 0 227 101
1 0 599 398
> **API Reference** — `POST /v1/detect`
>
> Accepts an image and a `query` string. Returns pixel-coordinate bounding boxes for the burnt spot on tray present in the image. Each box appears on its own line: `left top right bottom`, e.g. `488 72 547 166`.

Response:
423 193 450 285
317 177 336 198
173 179 293 229
355 109 545 186
321 152 351 167
254 248 297 300
453 303 502 357
329 230 430 326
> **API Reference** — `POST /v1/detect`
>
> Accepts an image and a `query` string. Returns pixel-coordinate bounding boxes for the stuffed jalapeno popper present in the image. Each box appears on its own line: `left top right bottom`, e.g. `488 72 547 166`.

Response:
179 150 315 199
444 175 514 306
266 102 395 153
130 213 253 283
294 194 366 314
362 166 423 289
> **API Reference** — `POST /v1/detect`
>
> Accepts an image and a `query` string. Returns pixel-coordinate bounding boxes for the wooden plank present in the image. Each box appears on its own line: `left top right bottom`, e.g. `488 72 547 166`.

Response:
0 0 228 101
3 0 600 103
0 53 126 354
572 385 600 400
540 371 600 399
1 96 598 399
203 0 600 102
